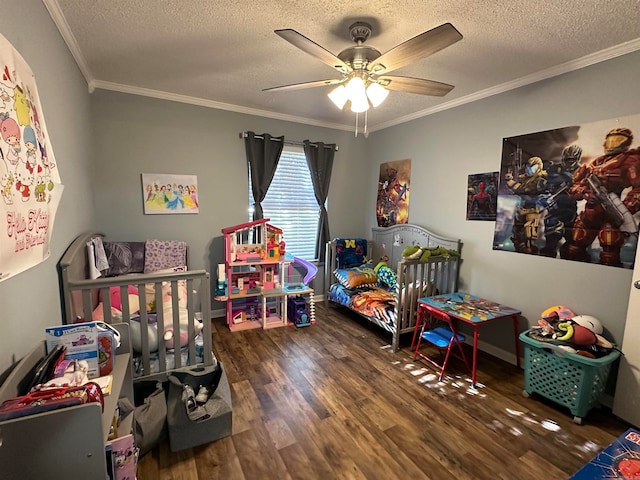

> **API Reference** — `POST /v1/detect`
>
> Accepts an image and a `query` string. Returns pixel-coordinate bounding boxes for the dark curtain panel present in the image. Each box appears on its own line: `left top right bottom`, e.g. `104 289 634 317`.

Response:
245 131 284 219
303 140 336 262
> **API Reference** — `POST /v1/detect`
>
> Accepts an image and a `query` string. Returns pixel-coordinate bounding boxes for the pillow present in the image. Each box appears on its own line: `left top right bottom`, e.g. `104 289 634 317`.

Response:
334 266 378 289
103 241 146 276
104 285 140 314
335 238 367 268
144 239 187 273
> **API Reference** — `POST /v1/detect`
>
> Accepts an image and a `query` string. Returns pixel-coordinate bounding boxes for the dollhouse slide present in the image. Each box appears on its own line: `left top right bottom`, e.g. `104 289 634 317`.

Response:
284 256 318 292
293 257 318 285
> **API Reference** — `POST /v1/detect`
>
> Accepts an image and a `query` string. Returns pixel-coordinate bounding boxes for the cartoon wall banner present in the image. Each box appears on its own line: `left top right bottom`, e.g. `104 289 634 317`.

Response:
377 159 410 227
467 172 498 221
493 113 640 268
0 34 63 282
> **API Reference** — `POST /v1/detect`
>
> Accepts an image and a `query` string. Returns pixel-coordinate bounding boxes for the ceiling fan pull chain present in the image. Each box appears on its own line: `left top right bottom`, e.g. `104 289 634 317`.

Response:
364 110 368 137
354 111 359 137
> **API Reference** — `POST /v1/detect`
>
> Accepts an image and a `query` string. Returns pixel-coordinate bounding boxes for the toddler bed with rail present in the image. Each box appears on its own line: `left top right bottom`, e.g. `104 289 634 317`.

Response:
58 232 214 382
324 223 462 352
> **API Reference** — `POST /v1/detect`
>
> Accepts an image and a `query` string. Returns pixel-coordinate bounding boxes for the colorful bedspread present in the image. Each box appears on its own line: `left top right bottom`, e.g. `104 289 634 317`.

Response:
329 283 396 325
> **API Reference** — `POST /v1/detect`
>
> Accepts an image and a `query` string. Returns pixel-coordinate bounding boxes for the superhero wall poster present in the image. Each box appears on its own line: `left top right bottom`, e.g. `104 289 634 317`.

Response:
377 159 410 227
467 172 498 220
492 113 640 269
0 34 63 282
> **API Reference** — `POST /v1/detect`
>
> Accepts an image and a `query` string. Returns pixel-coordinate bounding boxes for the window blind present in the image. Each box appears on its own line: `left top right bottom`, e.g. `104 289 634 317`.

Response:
249 146 320 260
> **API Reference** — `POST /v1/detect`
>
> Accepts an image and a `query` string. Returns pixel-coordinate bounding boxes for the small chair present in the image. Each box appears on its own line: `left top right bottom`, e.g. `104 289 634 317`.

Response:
413 305 471 381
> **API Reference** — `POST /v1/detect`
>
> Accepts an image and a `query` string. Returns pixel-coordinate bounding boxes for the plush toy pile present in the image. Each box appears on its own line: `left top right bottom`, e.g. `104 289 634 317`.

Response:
527 305 616 358
401 245 460 262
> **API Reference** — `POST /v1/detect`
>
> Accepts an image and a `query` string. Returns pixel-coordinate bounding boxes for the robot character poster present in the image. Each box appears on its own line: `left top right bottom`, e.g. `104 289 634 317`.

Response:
492 112 640 269
377 159 411 227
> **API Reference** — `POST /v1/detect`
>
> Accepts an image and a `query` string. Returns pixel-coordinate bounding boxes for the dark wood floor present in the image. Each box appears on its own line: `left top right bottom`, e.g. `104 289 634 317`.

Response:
137 302 630 479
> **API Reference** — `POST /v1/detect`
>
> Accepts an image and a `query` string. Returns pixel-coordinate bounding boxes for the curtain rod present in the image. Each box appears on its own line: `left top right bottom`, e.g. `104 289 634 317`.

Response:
239 132 338 151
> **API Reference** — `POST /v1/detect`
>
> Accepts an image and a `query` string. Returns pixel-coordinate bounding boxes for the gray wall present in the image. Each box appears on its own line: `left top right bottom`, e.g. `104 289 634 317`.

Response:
0 0 94 372
2 1 639 376
89 90 369 315
365 50 640 361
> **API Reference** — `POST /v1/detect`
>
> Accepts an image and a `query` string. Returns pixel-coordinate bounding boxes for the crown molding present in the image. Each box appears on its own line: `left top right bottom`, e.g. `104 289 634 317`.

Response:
90 80 355 132
43 0 93 86
368 37 640 133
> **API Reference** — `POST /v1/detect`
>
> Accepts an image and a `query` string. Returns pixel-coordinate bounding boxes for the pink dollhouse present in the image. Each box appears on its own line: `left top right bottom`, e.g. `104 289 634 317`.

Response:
220 218 315 331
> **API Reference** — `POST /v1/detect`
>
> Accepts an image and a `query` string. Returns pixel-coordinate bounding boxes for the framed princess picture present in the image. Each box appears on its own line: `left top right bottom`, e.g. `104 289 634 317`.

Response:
141 173 199 214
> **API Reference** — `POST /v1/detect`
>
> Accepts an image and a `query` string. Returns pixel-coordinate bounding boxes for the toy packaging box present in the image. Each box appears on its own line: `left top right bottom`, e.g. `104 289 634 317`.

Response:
570 428 640 479
45 321 100 378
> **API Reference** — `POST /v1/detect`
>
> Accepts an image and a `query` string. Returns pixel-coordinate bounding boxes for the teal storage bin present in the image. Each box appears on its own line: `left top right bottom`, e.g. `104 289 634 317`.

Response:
520 330 620 424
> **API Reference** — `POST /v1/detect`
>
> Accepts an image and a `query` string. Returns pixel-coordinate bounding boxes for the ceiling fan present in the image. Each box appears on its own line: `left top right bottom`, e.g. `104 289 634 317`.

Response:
263 21 463 114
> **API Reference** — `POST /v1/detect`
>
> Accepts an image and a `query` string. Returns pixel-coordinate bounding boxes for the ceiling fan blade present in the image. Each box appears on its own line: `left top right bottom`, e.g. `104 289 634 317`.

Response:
377 75 455 96
263 78 344 92
275 29 351 74
369 23 462 74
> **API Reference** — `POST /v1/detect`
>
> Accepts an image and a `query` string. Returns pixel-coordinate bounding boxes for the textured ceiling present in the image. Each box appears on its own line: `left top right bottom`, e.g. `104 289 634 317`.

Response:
44 0 640 133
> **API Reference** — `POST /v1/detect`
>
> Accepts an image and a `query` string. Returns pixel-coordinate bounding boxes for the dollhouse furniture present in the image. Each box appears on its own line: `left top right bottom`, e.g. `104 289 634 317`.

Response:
221 219 315 331
324 223 462 352
415 292 521 387
0 323 135 479
58 232 214 382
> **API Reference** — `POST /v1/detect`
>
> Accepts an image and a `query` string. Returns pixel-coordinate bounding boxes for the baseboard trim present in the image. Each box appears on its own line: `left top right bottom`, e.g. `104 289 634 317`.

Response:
469 337 520 367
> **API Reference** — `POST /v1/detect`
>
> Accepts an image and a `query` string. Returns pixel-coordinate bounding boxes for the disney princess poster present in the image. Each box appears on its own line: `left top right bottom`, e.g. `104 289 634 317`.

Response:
142 173 199 214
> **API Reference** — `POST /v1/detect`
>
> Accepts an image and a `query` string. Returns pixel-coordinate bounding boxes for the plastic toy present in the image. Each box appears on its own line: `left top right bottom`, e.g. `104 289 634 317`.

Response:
46 359 90 387
214 263 228 301
222 219 315 330
292 256 318 285
571 314 603 334
540 305 576 320
287 296 310 327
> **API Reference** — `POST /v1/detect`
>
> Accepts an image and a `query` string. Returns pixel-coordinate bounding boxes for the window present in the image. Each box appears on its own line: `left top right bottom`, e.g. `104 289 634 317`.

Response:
248 146 321 260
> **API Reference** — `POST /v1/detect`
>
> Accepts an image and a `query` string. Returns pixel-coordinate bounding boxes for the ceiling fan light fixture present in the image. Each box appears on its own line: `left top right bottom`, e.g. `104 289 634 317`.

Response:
345 75 365 98
366 82 389 107
327 85 348 109
350 96 369 113
344 76 369 112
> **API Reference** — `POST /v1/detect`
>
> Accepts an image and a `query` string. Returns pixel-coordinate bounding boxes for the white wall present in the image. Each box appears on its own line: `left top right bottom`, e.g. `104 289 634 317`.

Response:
365 50 640 361
0 0 94 373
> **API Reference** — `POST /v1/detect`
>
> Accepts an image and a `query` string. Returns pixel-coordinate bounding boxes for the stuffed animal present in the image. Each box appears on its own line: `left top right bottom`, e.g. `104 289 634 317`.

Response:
160 281 204 349
129 318 160 353
374 255 397 290
402 245 460 262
